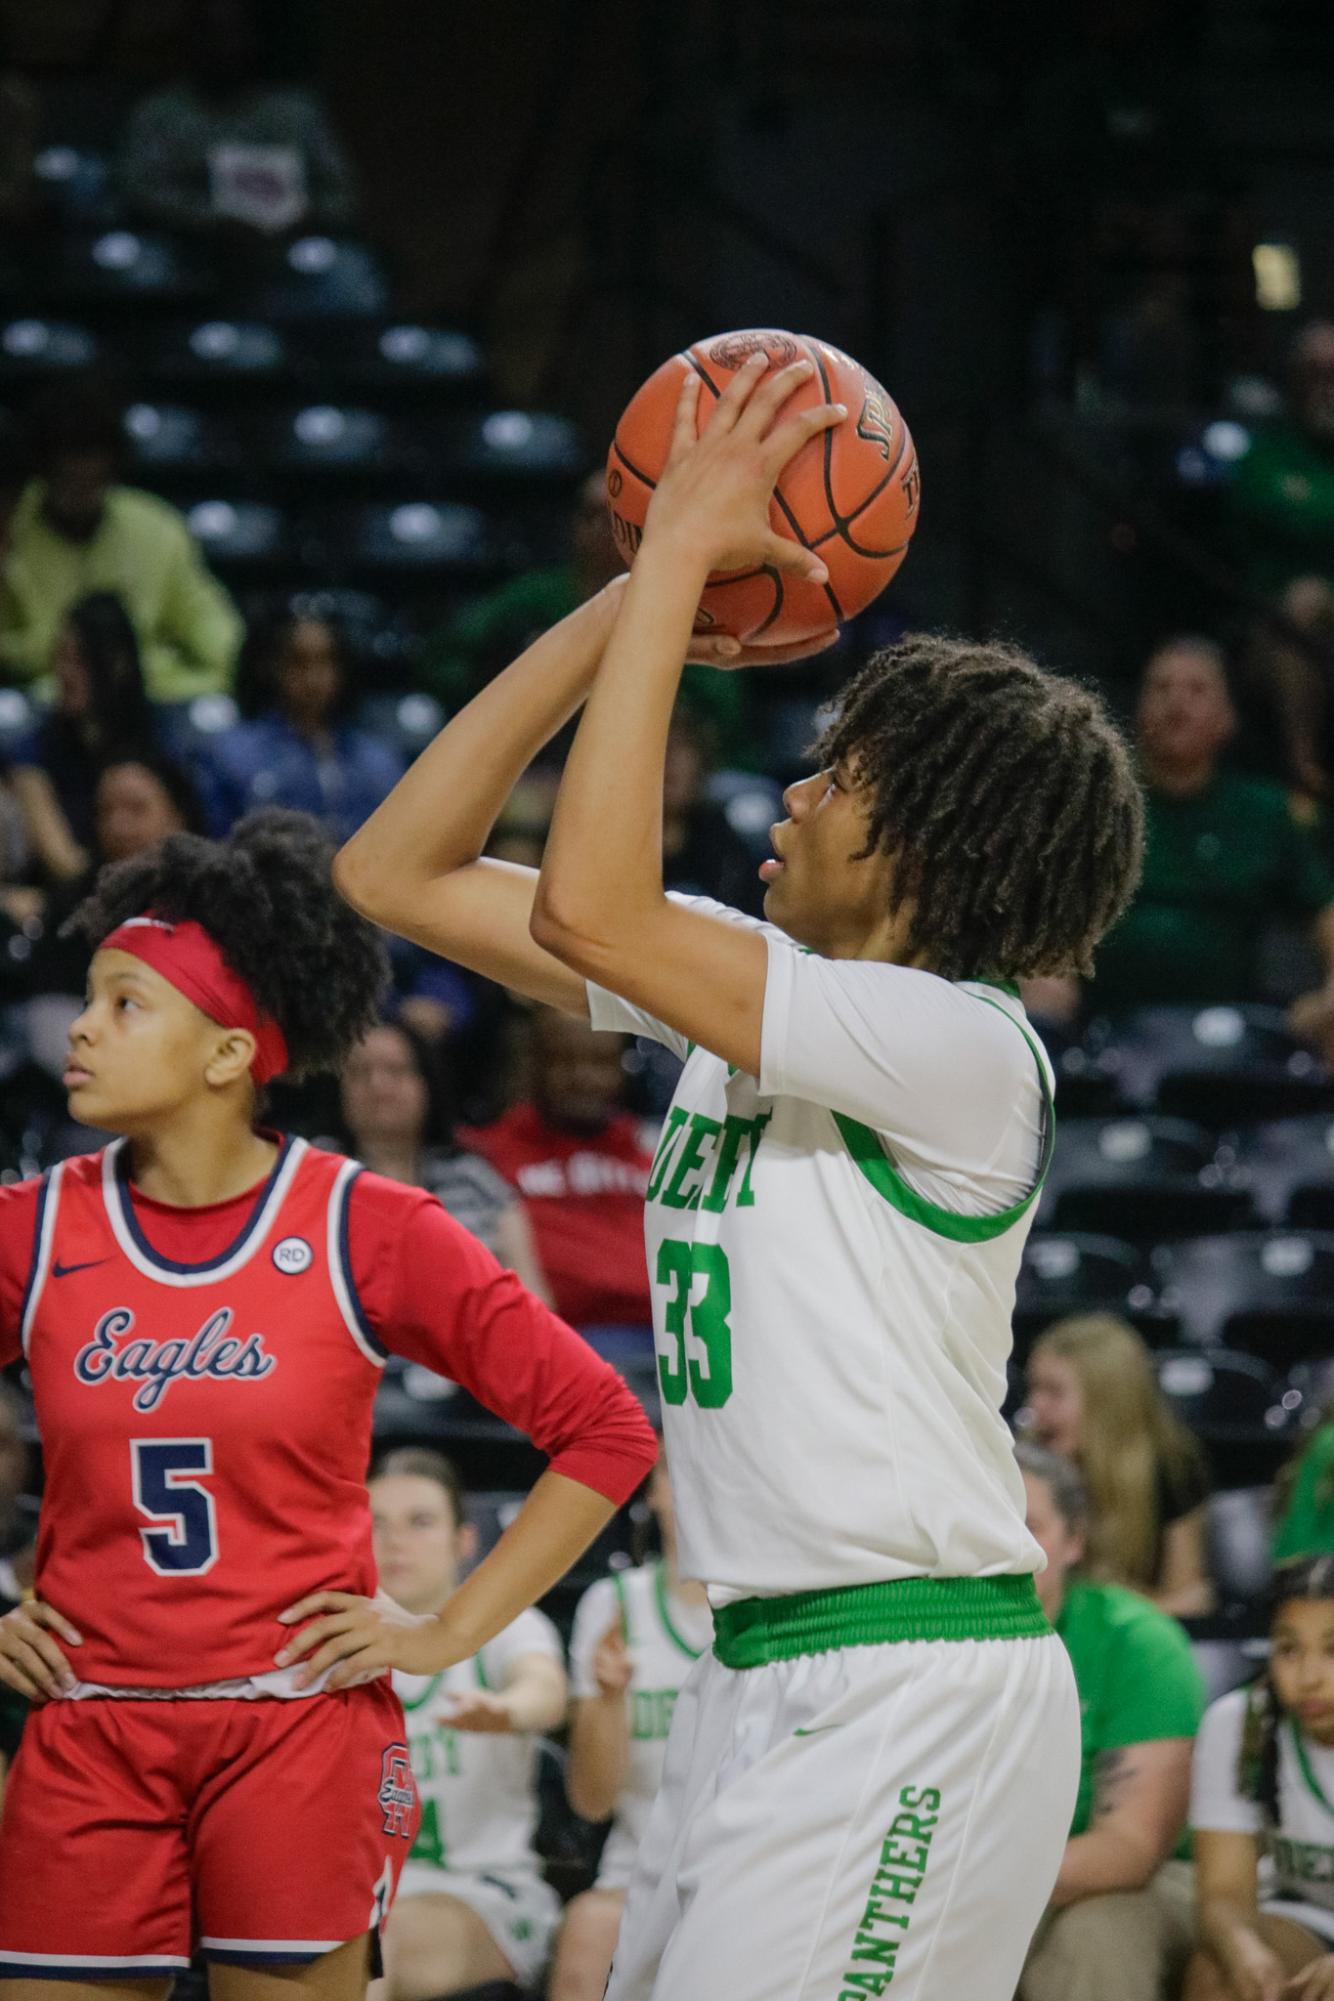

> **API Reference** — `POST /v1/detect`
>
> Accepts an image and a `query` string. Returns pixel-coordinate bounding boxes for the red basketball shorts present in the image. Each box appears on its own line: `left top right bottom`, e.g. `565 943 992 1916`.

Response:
0 1680 419 1978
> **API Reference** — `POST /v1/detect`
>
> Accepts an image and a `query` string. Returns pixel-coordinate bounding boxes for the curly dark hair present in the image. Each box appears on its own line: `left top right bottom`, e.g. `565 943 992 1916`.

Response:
65 809 388 1080
1237 1553 1334 1823
815 634 1144 979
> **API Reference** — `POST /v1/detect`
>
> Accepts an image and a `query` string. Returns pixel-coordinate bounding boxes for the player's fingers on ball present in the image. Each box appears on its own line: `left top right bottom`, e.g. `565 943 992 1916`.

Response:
665 370 702 463
766 535 828 584
740 357 816 437
715 349 770 426
765 399 846 475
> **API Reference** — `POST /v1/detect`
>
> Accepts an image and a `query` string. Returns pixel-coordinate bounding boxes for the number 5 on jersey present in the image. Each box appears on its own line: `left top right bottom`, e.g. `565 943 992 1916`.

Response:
655 1240 734 1408
131 1438 219 1575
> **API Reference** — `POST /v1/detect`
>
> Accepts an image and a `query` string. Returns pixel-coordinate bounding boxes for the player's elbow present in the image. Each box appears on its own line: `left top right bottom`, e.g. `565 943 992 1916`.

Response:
331 836 380 918
529 892 601 971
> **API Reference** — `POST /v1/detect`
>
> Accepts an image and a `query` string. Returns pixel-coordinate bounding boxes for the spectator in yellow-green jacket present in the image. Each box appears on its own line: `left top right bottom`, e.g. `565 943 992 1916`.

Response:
0 385 242 704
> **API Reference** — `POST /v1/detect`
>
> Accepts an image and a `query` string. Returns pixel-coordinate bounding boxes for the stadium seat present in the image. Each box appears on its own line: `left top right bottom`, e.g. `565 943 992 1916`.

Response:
1154 1348 1292 1486
0 315 100 387
323 500 493 578
1039 1116 1254 1240
1284 1359 1334 1427
245 235 389 321
184 499 292 576
121 402 240 481
40 228 216 311
1192 1636 1268 1703
32 142 116 223
1206 1486 1275 1612
1030 1018 1122 1119
1012 1232 1169 1359
356 691 446 761
439 409 588 483
1153 1231 1334 1370
147 318 291 394
254 403 409 485
708 769 785 862
1233 1115 1334 1228
0 688 35 760
1085 1004 1333 1122
311 321 486 402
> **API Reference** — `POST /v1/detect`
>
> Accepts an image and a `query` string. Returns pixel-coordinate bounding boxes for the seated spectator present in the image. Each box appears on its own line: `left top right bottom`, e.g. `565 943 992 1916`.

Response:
1228 322 1334 602
461 1009 653 1331
420 472 747 766
1082 637 1334 1024
0 384 242 702
1241 574 1334 798
116 0 357 242
338 1018 551 1302
1017 1442 1204 2001
211 609 403 842
1274 1412 1334 1564
662 708 764 917
1026 1314 1215 1616
371 1449 567 2000
6 592 157 869
551 1449 710 2001
1187 1554 1334 2000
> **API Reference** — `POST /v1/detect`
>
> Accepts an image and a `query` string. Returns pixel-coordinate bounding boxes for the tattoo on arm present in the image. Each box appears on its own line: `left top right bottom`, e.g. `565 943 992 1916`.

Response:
1092 1748 1142 1822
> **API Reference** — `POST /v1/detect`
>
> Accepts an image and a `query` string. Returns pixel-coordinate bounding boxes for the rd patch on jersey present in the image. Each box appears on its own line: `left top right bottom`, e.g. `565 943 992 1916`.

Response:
272 1235 313 1275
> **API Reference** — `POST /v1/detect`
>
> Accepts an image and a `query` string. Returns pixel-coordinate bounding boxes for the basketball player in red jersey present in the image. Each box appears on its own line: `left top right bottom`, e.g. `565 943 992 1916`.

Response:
0 810 656 1998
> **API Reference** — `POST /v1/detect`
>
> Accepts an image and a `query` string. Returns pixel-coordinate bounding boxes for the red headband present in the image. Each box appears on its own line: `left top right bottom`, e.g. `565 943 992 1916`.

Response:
98 916 289 1084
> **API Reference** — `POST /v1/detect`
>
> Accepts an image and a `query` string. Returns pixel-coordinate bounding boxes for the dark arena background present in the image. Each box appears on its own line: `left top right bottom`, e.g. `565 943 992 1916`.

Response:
1 3 1333 1998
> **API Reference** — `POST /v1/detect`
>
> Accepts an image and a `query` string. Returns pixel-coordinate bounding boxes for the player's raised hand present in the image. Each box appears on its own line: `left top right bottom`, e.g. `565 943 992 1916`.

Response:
276 1587 450 1691
1285 1955 1334 2000
441 1689 519 1734
644 353 845 582
0 1598 81 1703
685 626 840 670
592 1615 633 1698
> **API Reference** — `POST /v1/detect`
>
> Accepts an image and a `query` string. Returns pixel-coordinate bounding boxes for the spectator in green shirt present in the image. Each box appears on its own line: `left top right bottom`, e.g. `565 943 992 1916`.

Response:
1084 638 1334 1029
1017 1441 1206 2001
1274 1417 1334 1566
1228 323 1334 603
0 386 242 705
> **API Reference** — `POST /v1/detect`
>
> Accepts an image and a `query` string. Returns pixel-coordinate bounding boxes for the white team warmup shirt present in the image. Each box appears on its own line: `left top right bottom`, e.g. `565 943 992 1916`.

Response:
394 1606 562 1881
570 1561 713 1890
587 894 1051 1603
1192 1687 1334 1944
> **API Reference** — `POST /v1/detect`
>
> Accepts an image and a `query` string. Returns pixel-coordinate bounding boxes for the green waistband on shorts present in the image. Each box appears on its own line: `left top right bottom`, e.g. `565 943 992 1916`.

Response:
711 1574 1049 1668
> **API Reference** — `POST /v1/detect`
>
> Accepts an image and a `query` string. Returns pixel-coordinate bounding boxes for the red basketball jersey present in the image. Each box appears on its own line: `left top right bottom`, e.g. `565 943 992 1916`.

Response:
19 1136 389 1686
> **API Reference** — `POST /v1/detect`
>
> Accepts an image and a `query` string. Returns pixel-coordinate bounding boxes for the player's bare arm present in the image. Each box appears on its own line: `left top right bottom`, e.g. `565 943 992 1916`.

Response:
332 542 788 1016
531 356 844 1075
1046 1738 1191 1910
443 1651 567 1735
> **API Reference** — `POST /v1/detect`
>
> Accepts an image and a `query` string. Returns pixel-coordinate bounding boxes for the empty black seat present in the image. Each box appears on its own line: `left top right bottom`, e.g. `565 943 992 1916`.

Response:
184 499 293 575
0 315 100 386
245 235 389 321
40 228 216 310
1013 1232 1168 1359
32 142 117 223
439 409 588 483
1154 1231 1334 1371
1233 1115 1334 1228
1155 1347 1292 1485
322 500 493 578
122 401 240 481
312 322 486 402
254 403 409 484
1087 1004 1332 1121
148 318 291 394
1040 1117 1253 1240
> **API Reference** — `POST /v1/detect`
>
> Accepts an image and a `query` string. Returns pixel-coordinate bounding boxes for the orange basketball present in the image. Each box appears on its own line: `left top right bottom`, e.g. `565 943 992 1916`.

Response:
606 328 920 644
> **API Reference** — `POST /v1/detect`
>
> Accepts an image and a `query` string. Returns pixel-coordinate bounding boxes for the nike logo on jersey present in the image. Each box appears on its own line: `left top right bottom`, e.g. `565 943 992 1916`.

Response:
52 1257 112 1278
73 1305 277 1413
793 1722 842 1737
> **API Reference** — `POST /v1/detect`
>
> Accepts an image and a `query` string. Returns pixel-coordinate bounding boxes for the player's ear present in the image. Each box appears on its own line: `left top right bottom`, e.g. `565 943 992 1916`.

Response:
205 1027 258 1091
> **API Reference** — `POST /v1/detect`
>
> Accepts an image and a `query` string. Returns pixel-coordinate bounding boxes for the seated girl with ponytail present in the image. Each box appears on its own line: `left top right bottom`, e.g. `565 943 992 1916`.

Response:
1188 1555 1334 2001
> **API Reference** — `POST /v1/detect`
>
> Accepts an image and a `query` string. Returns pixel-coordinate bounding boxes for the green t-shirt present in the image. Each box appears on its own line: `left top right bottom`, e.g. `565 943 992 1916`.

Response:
1274 1424 1334 1563
1056 1578 1206 1839
1227 422 1334 597
1091 773 1334 1007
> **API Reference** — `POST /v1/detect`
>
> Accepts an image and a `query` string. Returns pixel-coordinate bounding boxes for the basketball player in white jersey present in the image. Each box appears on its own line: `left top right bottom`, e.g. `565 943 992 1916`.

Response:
335 354 1145 1999
370 1451 567 1997
553 1452 711 2001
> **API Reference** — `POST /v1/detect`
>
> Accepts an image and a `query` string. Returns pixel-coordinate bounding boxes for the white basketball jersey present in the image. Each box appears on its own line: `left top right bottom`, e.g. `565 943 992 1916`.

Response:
1193 1687 1334 1919
587 895 1050 1604
394 1607 562 1878
570 1562 712 1888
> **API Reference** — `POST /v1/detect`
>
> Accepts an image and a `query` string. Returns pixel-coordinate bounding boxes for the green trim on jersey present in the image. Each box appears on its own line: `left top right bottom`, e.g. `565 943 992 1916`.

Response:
475 1649 490 1691
712 1573 1049 1668
398 1671 445 1713
612 1566 631 1644
654 1561 704 1662
1291 1718 1334 1818
832 993 1054 1242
